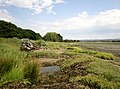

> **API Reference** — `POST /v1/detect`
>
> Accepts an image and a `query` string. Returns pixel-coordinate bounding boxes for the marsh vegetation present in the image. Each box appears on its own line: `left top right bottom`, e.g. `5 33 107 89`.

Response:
0 38 120 89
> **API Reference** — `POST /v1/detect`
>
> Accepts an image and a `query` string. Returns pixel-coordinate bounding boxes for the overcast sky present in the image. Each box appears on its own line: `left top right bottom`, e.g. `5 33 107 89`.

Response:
0 0 120 39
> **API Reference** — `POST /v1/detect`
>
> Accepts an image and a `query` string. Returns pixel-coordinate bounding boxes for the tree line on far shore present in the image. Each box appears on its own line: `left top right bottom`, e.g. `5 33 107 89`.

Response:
1 20 119 42
0 20 63 42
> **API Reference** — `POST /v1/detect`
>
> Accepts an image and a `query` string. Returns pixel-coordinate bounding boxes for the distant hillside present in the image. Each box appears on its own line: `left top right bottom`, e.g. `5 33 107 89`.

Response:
0 20 42 40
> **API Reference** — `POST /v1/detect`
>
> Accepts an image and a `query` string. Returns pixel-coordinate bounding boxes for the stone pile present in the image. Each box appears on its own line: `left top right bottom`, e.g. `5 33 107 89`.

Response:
20 38 38 51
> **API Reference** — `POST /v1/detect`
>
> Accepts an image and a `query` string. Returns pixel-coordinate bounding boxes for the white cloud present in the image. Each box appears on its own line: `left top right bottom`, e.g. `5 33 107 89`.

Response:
0 0 65 14
0 9 14 22
46 5 56 15
30 9 120 39
54 0 64 3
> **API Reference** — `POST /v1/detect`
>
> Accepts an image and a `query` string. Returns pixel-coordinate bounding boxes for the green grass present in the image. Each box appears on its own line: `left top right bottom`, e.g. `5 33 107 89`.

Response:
82 50 116 60
0 66 24 85
61 47 120 88
0 57 14 77
27 50 59 59
66 46 117 60
35 40 47 47
24 61 39 84
66 47 82 53
46 42 68 50
0 38 39 86
80 50 97 55
87 59 120 82
0 38 120 88
69 74 114 89
0 38 27 60
94 52 116 60
61 53 95 69
68 47 116 60
78 42 120 57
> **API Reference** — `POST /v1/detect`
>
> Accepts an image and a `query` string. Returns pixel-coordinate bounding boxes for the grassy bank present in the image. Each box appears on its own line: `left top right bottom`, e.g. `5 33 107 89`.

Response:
0 38 40 88
0 38 120 88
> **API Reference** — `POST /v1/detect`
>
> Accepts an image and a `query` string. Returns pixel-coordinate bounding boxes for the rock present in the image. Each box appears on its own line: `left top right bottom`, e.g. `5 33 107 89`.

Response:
20 38 38 51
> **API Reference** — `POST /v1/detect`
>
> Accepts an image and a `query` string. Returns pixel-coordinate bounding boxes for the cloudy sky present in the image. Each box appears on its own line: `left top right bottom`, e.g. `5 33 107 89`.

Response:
0 0 120 40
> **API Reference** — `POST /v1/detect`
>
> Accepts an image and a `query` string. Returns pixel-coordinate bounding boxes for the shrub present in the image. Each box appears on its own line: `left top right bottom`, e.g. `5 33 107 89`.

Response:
43 32 63 42
23 61 39 84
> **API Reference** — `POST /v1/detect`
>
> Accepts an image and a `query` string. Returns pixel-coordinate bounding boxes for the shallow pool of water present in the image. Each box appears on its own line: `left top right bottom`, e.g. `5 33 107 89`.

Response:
41 66 60 73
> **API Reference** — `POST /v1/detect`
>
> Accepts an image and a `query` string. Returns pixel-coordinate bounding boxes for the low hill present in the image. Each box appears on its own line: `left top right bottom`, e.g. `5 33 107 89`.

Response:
0 20 42 40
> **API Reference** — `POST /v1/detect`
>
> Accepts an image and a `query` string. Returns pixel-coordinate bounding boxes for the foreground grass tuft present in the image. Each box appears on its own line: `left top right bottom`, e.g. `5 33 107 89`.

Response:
0 57 14 77
0 66 24 85
0 38 24 86
24 61 39 84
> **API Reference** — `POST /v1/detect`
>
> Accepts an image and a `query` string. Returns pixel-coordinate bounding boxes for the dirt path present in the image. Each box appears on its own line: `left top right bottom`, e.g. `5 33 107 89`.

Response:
36 58 63 63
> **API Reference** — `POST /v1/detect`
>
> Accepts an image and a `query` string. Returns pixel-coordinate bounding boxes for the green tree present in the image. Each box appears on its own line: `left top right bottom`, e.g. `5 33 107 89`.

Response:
0 20 42 40
43 32 63 42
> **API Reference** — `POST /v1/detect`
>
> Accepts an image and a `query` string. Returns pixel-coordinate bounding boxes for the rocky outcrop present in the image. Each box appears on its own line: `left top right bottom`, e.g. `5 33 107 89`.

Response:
20 38 38 51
